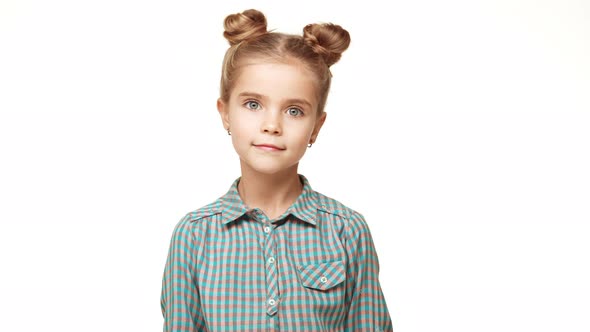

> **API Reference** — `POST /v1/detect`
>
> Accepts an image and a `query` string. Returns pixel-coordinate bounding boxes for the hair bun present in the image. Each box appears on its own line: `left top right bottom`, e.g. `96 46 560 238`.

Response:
223 9 268 46
303 23 351 67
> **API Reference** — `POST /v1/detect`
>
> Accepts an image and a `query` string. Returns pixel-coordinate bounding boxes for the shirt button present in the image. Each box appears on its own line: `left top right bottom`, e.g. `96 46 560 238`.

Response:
320 276 328 283
268 298 276 306
263 226 271 233
267 257 275 264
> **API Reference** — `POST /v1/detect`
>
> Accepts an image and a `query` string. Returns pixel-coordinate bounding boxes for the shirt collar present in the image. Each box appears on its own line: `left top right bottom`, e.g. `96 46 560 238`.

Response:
218 174 319 226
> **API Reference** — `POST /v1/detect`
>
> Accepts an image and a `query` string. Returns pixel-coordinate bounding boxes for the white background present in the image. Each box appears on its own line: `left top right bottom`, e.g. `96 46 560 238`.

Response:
1 0 589 331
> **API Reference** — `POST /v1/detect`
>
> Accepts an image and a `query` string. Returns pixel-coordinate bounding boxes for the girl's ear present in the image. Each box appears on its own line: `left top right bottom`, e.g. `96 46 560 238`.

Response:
311 112 327 143
217 98 230 130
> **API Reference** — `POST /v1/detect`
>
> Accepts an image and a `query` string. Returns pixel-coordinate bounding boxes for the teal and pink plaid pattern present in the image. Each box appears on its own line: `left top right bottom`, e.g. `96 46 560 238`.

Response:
161 175 393 331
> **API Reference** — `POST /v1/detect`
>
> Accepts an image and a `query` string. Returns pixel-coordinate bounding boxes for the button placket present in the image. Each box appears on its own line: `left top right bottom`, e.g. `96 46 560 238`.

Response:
262 224 279 316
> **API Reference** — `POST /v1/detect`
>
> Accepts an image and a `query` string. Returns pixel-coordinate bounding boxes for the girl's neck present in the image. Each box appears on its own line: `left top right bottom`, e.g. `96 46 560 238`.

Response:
237 165 303 220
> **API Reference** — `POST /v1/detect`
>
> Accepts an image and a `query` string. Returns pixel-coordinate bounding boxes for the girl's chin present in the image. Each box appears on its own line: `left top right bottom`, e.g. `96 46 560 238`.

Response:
240 160 300 176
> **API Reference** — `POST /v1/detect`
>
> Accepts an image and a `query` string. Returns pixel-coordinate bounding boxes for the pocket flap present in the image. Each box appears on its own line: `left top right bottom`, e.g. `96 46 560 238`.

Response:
297 260 346 291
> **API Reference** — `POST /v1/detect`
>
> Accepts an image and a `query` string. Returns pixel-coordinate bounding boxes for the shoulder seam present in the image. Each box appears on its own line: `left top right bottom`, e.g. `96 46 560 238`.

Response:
187 211 219 223
182 203 220 223
315 191 356 220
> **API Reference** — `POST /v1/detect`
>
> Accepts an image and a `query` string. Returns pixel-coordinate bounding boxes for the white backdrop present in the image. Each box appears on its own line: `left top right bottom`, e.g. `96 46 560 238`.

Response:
1 0 589 331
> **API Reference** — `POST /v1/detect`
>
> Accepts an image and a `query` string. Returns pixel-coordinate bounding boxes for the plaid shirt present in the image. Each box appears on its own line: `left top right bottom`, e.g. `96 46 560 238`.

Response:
161 175 393 331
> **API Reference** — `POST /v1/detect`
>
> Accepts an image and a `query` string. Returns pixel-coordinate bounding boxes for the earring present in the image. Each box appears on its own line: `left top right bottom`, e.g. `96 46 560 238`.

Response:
227 129 231 136
308 143 312 148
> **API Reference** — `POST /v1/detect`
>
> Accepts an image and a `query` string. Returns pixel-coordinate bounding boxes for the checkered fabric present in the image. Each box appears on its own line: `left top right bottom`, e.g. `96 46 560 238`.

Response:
161 175 393 331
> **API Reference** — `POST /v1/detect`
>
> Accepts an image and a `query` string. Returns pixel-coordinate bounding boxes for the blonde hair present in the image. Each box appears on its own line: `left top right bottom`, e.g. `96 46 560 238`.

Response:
219 9 351 115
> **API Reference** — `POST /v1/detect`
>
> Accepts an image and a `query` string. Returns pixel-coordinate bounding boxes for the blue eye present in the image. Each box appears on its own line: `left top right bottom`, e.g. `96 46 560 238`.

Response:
287 107 303 117
245 101 260 110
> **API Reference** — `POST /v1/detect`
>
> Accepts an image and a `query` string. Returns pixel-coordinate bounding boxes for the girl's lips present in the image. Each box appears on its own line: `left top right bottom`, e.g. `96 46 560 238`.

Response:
254 144 285 151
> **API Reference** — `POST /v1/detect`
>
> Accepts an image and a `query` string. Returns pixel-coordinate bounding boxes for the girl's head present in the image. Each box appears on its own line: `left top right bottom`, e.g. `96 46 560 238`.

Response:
217 9 350 176
218 9 350 116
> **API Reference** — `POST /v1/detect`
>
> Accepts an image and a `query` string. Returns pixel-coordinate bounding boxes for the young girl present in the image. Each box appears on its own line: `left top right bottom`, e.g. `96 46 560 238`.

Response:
161 9 393 331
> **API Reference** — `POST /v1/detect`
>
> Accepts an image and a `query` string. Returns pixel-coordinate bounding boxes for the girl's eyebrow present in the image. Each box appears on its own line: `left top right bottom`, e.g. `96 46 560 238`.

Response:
237 91 313 109
237 91 265 100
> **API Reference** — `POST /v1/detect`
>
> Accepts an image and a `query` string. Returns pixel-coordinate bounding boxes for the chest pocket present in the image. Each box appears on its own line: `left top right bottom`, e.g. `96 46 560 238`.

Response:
297 260 346 291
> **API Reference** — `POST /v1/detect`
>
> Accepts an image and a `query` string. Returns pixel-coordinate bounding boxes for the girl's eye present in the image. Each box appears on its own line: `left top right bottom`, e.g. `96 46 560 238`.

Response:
245 101 260 110
287 107 303 117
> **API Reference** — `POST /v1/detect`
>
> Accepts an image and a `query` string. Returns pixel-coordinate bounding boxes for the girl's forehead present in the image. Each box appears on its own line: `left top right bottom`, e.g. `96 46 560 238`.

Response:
232 61 320 98
239 58 314 75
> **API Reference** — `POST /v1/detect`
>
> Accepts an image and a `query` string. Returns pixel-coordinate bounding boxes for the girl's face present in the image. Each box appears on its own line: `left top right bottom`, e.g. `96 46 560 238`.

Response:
217 60 326 176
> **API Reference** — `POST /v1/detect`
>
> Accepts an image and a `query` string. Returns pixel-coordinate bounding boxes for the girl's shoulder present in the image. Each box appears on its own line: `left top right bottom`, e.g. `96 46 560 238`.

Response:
313 190 368 227
180 201 220 224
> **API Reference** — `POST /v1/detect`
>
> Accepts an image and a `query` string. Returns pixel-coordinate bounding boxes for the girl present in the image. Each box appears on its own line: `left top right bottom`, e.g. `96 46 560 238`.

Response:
161 9 393 331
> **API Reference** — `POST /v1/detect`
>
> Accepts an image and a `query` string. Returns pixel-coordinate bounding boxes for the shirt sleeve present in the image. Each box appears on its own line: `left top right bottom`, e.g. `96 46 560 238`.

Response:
344 212 393 332
161 217 207 332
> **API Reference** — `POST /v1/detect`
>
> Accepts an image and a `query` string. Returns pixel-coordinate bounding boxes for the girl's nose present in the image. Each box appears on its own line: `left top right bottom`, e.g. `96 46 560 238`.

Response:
261 111 282 135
